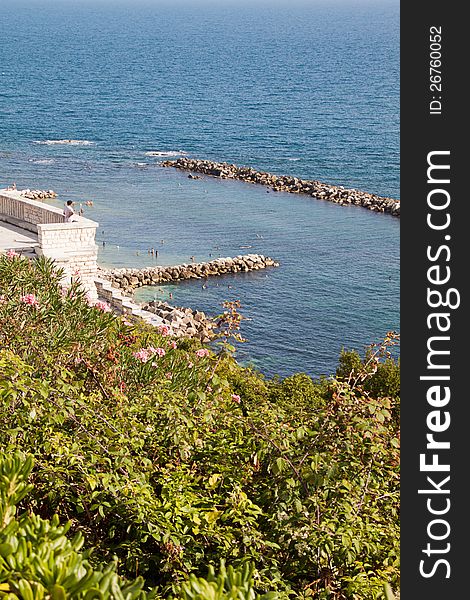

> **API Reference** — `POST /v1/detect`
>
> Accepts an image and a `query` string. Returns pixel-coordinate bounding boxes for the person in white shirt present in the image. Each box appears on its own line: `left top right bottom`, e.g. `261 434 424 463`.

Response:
63 200 78 222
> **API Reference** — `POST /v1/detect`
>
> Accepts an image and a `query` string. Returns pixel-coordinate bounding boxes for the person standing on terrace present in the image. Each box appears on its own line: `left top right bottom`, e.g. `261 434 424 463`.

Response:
63 200 78 222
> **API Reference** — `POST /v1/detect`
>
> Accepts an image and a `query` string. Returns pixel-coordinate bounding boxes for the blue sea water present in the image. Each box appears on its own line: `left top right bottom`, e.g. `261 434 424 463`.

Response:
0 0 399 378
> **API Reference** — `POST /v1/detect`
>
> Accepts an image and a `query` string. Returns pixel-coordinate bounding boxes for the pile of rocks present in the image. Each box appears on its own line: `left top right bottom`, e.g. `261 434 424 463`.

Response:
101 254 279 293
19 189 57 200
140 300 216 342
160 158 400 217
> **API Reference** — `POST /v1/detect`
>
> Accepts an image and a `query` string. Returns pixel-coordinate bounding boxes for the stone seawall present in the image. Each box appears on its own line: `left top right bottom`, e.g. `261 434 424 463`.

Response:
19 189 57 201
141 301 216 342
1 189 100 300
95 278 215 342
100 254 279 294
161 158 400 217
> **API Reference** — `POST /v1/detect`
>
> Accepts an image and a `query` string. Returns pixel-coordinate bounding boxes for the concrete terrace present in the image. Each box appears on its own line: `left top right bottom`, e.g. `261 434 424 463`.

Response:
0 188 171 327
0 220 38 253
0 188 100 298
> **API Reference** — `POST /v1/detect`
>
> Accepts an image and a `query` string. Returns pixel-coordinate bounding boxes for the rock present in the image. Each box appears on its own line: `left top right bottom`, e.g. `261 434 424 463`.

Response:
98 252 282 341
19 188 58 200
101 253 279 308
158 158 399 217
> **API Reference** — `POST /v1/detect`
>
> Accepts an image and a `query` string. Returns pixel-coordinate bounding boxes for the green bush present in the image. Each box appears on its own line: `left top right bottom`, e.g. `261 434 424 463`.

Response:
0 452 153 600
336 343 400 402
269 373 325 410
0 255 400 599
0 452 278 600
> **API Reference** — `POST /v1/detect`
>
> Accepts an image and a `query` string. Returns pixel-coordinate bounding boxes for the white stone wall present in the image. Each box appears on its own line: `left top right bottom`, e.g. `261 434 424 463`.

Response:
0 190 65 231
37 222 99 300
1 190 100 299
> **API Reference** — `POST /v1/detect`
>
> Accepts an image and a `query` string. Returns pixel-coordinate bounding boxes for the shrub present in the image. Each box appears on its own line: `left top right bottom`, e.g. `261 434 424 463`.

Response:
0 452 279 600
0 451 153 600
336 336 400 401
269 373 325 410
0 255 400 598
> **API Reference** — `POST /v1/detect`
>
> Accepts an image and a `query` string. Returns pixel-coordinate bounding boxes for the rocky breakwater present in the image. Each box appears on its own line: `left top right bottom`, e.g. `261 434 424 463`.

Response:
99 254 278 341
19 189 58 200
140 300 216 342
160 158 400 217
103 254 279 294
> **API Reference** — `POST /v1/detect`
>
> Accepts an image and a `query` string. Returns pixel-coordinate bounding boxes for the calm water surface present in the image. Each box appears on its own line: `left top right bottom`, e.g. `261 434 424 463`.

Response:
0 1 400 377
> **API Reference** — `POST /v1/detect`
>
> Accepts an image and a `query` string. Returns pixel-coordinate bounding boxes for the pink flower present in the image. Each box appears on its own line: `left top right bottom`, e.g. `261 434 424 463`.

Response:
6 249 19 259
0 294 6 304
165 371 173 380
195 348 210 358
149 346 166 358
133 348 151 363
122 319 132 326
170 341 177 350
134 346 166 363
231 394 241 404
94 300 112 313
158 324 170 336
188 361 194 368
20 293 40 308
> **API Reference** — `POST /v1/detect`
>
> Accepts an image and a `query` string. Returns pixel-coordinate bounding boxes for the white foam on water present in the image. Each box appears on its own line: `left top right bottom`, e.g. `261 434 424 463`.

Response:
144 150 187 157
34 139 95 146
28 158 56 164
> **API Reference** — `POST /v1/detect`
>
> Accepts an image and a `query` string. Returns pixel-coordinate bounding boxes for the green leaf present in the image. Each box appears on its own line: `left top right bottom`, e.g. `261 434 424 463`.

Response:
0 543 14 558
50 584 66 600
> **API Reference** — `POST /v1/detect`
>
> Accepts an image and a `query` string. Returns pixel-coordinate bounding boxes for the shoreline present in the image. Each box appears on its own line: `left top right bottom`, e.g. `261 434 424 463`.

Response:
161 158 400 217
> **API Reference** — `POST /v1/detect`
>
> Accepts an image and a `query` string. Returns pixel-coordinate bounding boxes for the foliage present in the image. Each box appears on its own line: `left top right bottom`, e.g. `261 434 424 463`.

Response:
336 339 400 402
174 562 278 600
0 452 153 600
269 373 326 411
0 255 400 599
0 452 276 600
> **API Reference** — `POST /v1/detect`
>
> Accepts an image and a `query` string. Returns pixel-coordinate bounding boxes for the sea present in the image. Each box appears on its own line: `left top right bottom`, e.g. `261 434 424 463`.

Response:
0 0 400 379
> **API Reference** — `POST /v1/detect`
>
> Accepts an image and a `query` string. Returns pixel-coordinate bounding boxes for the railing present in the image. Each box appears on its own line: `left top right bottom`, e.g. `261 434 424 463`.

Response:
0 189 99 252
0 189 100 298
0 190 70 231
